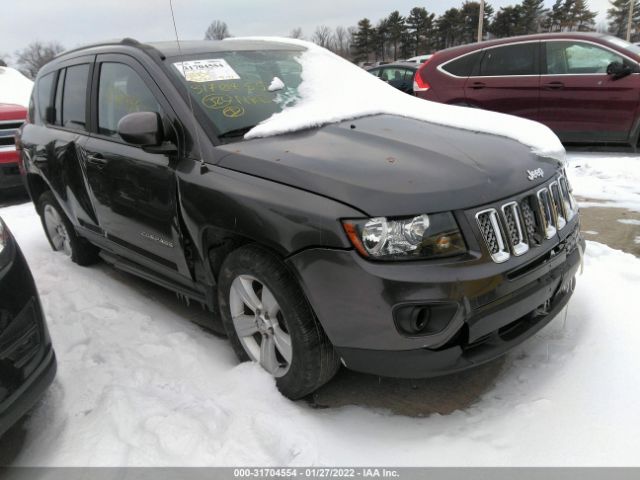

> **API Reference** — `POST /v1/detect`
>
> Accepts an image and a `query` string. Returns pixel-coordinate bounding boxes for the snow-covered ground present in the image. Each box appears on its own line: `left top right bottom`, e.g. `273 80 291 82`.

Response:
0 152 639 466
567 152 640 212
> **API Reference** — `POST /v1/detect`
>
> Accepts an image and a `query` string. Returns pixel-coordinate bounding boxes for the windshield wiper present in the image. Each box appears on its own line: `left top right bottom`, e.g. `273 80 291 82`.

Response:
217 126 255 140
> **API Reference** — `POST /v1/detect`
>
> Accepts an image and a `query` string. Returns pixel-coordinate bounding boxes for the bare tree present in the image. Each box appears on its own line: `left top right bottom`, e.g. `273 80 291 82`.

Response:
312 25 334 49
204 20 231 40
14 41 64 79
333 26 350 56
289 27 304 39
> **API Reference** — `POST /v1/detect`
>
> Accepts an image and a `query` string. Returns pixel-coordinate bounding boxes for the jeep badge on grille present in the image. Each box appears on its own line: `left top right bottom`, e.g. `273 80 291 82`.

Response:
527 168 544 181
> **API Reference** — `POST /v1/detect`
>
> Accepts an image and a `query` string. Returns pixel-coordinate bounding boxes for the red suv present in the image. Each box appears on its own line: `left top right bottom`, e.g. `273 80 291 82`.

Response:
0 103 27 192
415 32 640 147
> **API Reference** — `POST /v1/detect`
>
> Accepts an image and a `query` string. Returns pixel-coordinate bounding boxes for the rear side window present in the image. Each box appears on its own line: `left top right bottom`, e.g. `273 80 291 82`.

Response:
36 72 55 124
97 62 162 139
479 43 538 76
61 64 90 130
441 51 482 77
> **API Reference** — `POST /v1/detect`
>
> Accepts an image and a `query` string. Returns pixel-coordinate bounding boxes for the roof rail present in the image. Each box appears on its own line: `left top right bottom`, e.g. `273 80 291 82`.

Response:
54 38 165 60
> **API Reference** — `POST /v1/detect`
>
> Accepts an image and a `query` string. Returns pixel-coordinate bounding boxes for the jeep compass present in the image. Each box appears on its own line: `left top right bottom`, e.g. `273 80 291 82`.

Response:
18 38 584 399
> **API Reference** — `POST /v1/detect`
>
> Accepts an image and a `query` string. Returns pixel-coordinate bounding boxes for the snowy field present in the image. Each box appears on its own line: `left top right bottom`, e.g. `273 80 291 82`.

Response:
0 152 639 466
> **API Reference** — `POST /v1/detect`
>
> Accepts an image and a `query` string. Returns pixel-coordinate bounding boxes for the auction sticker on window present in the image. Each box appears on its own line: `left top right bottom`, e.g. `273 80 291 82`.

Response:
174 59 241 83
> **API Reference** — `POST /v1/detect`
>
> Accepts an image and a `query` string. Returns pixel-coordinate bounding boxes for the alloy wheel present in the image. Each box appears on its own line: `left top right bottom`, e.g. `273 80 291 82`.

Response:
229 274 292 377
43 205 72 256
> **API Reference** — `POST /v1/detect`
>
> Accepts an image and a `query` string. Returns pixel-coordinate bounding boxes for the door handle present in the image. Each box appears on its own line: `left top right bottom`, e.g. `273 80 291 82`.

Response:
86 153 108 168
469 82 486 90
543 81 564 90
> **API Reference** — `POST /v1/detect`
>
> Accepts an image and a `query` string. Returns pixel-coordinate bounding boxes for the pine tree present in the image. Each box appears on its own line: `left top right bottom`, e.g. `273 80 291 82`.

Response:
608 0 640 39
520 0 547 33
459 1 494 43
386 11 406 60
491 5 524 37
567 0 597 30
353 18 375 62
436 8 463 48
406 7 436 56
373 19 390 61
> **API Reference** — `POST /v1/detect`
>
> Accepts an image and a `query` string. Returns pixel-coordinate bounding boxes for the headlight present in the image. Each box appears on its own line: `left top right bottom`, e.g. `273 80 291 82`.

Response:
342 212 467 260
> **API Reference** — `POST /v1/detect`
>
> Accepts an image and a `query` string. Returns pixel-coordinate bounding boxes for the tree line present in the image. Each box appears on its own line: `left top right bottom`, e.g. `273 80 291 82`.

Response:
343 0 601 62
3 1 640 79
203 0 639 64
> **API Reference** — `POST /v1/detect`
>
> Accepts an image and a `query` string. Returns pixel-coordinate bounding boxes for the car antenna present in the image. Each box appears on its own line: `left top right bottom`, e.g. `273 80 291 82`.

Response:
168 0 208 174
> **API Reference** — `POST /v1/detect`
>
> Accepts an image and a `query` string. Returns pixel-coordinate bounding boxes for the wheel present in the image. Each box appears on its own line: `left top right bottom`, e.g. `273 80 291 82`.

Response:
218 244 340 399
38 191 100 266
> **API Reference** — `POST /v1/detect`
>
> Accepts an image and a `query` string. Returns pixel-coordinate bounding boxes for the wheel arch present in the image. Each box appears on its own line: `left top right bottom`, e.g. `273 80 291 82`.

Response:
25 173 51 214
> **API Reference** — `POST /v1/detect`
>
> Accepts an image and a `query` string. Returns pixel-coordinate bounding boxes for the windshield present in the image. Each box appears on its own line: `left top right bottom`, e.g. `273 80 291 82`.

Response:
171 50 302 140
605 35 640 55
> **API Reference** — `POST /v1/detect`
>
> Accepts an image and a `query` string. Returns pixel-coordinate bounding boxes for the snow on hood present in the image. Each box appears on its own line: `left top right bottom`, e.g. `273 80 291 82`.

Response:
0 66 33 108
224 37 565 162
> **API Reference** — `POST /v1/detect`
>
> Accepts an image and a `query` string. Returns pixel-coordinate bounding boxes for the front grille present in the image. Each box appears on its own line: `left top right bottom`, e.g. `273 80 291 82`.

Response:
0 120 23 147
475 174 577 263
476 209 510 263
2 163 19 174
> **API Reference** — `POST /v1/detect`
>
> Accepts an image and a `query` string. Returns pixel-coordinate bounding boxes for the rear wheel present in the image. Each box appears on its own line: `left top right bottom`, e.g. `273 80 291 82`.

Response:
218 244 340 399
38 191 100 266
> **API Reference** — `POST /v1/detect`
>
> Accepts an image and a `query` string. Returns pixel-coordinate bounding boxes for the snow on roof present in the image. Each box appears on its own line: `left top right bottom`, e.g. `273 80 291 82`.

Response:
224 37 565 162
0 66 33 108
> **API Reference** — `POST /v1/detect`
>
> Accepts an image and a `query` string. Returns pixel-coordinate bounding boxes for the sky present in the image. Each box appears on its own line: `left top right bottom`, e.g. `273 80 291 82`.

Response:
1 0 613 64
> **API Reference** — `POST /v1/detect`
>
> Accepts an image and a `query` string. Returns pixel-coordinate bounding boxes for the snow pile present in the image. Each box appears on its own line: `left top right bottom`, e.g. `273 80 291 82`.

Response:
268 76 285 92
1 201 640 466
566 152 640 211
0 66 33 108
224 37 566 162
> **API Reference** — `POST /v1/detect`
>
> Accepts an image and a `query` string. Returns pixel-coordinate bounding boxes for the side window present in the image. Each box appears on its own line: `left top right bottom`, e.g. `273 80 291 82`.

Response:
383 67 413 83
368 68 381 77
36 72 55 124
546 41 625 74
98 62 161 139
479 43 538 76
442 51 482 77
61 64 90 130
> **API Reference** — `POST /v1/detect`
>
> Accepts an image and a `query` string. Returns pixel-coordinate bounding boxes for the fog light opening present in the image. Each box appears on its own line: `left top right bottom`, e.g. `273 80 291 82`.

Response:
411 308 430 333
394 303 459 338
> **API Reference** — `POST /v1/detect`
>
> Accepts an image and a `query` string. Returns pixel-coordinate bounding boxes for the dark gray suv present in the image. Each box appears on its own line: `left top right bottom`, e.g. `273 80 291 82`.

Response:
18 38 584 399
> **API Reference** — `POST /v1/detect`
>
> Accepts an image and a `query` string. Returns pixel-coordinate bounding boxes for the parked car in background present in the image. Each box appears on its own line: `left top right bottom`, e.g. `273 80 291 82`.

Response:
405 54 432 64
19 38 582 400
0 103 27 193
0 217 56 437
414 32 640 147
367 62 418 94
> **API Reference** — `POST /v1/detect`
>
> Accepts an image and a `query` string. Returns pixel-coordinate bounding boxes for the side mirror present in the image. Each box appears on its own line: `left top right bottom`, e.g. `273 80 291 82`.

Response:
117 111 163 146
45 106 56 124
606 61 631 79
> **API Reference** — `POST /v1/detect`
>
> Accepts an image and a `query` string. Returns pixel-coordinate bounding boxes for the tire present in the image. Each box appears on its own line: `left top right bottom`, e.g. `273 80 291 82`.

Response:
38 191 100 266
218 244 340 399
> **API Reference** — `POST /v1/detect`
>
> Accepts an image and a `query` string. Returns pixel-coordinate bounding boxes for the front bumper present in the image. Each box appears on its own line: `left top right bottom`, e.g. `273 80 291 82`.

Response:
287 220 584 378
0 228 56 436
0 147 24 191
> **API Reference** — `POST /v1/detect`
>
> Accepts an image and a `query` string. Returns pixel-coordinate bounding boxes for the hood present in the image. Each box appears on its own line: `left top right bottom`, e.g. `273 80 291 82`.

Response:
0 103 27 122
216 114 562 217
0 66 33 108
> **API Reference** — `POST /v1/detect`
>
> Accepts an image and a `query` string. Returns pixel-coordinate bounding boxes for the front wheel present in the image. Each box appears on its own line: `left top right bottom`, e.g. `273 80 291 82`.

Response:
218 245 340 399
